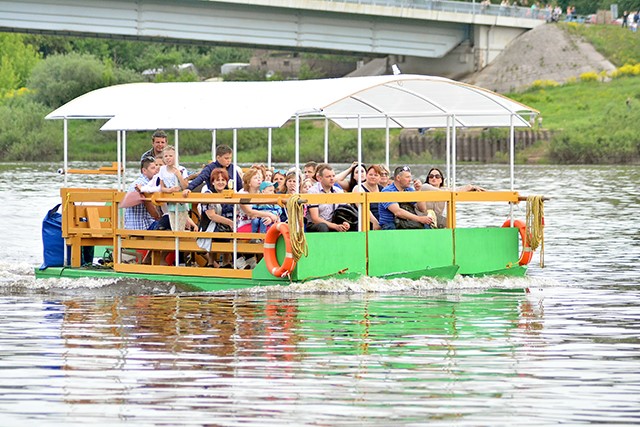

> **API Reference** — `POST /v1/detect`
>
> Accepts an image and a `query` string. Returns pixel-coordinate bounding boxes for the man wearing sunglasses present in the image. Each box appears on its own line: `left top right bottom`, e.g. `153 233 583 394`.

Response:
378 165 434 230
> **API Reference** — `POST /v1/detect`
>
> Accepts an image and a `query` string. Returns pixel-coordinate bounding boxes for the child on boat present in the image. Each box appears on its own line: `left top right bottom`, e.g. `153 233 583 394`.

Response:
251 181 283 233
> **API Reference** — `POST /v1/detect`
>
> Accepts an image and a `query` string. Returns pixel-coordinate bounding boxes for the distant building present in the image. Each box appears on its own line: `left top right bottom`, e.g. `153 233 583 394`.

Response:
220 63 250 75
249 50 359 78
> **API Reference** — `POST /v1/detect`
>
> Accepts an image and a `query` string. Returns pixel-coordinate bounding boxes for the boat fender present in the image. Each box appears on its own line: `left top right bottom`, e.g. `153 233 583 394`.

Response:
264 222 296 278
502 219 533 266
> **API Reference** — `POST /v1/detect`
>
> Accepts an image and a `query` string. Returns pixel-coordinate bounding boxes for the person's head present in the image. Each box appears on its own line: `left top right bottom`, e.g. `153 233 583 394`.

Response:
151 130 167 155
365 164 383 186
140 156 158 179
348 163 367 190
215 145 233 167
242 167 263 192
264 167 274 182
251 164 267 183
209 167 229 192
315 163 335 190
161 145 176 166
426 167 445 188
284 172 299 194
272 169 286 192
300 178 313 193
304 161 317 181
378 164 391 186
259 181 275 195
393 165 413 190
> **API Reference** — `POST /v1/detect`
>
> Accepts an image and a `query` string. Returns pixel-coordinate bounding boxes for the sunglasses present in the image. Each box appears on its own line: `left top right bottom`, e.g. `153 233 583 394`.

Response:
428 174 442 179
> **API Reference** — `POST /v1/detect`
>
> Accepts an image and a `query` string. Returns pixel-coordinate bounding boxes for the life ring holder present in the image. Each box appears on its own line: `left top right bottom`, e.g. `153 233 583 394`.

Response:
264 223 297 277
502 219 533 266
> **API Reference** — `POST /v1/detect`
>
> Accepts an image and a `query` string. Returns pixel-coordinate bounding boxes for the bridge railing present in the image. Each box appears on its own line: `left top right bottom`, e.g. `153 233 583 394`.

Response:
328 0 549 21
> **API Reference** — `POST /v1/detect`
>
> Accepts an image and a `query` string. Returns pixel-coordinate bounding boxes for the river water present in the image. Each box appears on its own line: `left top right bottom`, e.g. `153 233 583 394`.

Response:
1 162 639 426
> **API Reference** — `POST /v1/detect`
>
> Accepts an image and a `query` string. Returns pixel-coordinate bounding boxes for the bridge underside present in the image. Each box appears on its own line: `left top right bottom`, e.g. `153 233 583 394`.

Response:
0 0 468 58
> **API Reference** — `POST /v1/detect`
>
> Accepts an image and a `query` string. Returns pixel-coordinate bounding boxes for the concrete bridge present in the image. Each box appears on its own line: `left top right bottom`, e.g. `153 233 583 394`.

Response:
0 0 545 77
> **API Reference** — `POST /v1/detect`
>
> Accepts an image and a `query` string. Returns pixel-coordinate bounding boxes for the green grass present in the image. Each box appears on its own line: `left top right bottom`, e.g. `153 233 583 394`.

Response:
561 22 640 67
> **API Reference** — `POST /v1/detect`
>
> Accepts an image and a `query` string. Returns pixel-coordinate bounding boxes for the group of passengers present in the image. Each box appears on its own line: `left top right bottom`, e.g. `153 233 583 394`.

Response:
123 130 483 268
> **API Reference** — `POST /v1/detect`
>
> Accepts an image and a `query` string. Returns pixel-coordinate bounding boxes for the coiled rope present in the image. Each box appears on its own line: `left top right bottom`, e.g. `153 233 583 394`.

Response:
286 194 308 262
525 195 545 267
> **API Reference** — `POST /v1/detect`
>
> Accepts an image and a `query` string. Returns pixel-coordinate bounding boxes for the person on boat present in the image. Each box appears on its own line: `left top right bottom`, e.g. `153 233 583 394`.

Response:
352 164 384 230
306 163 350 232
300 178 314 193
378 164 391 188
303 161 317 183
378 165 434 230
140 129 168 162
272 169 286 193
158 145 192 232
124 157 162 230
197 168 235 268
335 162 366 192
415 167 486 229
183 144 243 195
251 181 284 233
236 168 280 233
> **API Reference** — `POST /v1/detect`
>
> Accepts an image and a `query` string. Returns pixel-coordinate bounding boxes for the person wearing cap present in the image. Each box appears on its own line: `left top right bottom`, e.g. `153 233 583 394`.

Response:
140 130 168 162
251 181 284 233
378 165 434 230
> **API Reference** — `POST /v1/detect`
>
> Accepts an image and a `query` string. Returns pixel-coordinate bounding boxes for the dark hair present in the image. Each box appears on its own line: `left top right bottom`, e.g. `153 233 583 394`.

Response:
215 144 232 157
140 157 155 170
426 167 445 188
152 130 167 140
348 163 367 192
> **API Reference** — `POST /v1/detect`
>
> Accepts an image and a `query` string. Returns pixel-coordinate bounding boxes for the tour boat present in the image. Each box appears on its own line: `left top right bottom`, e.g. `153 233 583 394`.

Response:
35 75 545 291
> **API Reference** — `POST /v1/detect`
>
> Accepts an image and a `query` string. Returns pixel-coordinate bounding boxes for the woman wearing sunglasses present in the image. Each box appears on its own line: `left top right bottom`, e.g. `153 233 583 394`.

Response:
417 168 485 229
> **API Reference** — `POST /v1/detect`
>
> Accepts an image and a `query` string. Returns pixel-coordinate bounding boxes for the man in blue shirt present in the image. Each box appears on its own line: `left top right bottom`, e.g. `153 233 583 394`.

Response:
378 165 434 230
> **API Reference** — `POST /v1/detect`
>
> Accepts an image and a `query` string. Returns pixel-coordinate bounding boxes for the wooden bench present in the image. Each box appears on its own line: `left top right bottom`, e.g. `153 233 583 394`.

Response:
61 188 116 267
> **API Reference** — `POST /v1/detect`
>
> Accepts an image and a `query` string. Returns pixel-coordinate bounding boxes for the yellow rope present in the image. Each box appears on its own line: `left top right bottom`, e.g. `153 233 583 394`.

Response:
525 195 545 268
286 194 308 262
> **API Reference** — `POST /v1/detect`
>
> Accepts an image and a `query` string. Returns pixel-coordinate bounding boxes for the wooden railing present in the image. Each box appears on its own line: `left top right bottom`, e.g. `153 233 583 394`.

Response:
59 187 526 274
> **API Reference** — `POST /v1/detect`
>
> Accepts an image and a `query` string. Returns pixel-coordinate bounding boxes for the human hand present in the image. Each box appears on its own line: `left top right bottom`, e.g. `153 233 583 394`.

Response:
413 179 422 190
182 189 191 197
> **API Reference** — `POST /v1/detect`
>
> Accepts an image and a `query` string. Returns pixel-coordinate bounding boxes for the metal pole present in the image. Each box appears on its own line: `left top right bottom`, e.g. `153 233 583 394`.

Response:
357 115 362 232
385 116 390 171
324 118 329 163
63 118 68 186
452 115 457 191
211 130 216 160
445 115 451 188
268 128 273 168
174 129 179 165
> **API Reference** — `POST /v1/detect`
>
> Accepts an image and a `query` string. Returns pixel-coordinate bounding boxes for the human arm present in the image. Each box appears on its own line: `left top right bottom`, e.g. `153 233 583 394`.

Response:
204 206 234 228
388 202 434 226
239 203 280 226
335 161 358 190
308 206 349 231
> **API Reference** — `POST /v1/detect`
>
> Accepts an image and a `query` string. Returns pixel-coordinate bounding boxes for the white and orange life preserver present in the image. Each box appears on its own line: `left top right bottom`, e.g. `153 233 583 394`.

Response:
502 219 533 266
264 222 296 278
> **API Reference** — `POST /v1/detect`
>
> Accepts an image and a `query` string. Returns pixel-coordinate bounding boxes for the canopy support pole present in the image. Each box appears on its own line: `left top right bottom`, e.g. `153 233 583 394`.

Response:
268 128 273 169
232 128 239 268
357 115 362 232
63 118 68 187
385 116 390 171
324 118 329 163
211 130 216 161
121 130 127 191
446 115 451 189
174 129 179 165
510 114 515 191
295 115 300 189
452 115 457 191
117 130 122 189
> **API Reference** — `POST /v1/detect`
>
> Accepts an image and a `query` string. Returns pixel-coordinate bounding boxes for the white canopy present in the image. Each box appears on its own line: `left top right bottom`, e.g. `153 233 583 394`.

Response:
46 75 537 131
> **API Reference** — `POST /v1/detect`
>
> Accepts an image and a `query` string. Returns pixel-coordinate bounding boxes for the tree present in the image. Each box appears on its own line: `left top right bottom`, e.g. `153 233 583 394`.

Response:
0 33 41 93
28 52 141 108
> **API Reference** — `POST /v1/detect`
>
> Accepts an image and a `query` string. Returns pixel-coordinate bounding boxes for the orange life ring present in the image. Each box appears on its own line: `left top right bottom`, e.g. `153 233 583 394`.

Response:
264 223 296 278
502 219 533 266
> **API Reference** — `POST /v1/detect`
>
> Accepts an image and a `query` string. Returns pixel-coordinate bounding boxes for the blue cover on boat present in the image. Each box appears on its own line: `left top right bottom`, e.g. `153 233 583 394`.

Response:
40 204 64 270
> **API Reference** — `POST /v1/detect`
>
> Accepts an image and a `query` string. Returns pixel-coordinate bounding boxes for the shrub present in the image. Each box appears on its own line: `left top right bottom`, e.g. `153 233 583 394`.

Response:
579 72 599 82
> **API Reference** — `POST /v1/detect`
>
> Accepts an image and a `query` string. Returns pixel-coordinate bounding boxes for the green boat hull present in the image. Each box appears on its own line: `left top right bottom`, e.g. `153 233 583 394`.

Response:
35 226 528 291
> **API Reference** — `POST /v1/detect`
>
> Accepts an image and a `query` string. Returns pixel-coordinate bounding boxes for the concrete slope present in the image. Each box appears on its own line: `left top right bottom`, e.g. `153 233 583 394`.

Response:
463 24 615 93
